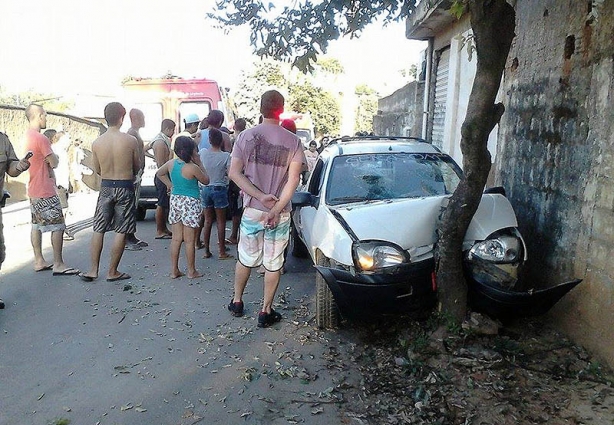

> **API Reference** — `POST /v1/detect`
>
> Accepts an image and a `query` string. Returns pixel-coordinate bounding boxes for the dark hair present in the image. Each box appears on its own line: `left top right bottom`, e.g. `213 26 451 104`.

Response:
104 102 126 126
309 140 317 148
199 118 209 130
280 119 297 134
209 128 223 148
161 119 175 131
260 90 284 119
207 110 224 128
234 118 247 132
43 129 57 142
174 136 195 163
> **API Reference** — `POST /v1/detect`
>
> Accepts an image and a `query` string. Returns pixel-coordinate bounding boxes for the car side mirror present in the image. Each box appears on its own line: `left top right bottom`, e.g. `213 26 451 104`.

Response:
292 191 316 209
1 190 10 208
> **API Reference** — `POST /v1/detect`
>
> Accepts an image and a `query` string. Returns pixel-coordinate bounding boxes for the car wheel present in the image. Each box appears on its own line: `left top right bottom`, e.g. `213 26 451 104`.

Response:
136 206 147 221
291 223 309 258
315 254 340 329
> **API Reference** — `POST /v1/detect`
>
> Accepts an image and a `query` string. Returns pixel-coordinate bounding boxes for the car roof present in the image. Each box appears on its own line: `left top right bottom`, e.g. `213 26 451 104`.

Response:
321 136 445 158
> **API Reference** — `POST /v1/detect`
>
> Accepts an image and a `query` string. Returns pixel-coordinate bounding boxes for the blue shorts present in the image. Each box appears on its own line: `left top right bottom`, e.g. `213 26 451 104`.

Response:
200 185 229 209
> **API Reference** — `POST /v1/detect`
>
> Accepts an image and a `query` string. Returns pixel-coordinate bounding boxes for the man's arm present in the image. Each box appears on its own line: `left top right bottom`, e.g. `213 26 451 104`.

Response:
91 146 101 176
7 158 30 177
222 133 232 152
44 152 59 168
229 157 277 208
132 140 141 177
155 160 172 191
136 140 145 172
4 138 30 176
268 160 302 219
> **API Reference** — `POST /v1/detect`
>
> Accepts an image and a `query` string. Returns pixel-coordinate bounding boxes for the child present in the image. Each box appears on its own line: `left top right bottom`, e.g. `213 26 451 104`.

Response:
199 128 232 259
156 136 209 278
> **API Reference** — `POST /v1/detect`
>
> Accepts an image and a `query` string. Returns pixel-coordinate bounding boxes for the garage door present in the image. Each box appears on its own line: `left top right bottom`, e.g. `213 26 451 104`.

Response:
432 47 450 150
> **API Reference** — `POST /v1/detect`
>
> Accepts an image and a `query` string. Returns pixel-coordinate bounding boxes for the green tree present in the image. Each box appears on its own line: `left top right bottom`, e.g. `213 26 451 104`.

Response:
354 84 378 134
231 59 288 125
211 0 516 322
232 59 341 136
317 57 345 75
289 80 340 137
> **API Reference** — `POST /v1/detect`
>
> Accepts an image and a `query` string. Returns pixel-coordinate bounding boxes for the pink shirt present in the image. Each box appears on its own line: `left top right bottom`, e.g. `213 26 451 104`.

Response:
231 123 305 212
25 128 57 198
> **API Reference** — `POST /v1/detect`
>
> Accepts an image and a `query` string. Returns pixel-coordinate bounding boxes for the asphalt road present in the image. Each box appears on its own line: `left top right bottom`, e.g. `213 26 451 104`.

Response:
0 198 358 425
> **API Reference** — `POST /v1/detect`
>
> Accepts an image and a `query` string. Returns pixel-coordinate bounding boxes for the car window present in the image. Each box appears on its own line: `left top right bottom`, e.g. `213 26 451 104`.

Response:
325 153 462 205
308 158 326 196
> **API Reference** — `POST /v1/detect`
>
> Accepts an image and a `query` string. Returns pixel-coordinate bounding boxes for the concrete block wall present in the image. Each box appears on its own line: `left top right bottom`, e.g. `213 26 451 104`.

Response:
496 0 614 366
0 105 105 201
373 81 424 137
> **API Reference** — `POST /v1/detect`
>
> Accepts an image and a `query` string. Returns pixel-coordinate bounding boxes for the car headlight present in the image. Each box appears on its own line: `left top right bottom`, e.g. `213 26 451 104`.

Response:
467 236 522 264
352 241 409 272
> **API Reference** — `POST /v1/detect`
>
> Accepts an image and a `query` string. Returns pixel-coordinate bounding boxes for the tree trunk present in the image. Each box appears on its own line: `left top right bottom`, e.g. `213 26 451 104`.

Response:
436 0 516 321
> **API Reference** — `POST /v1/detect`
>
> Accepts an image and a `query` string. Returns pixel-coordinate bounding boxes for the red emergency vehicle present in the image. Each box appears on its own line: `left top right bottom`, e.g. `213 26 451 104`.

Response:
121 77 231 219
122 77 230 140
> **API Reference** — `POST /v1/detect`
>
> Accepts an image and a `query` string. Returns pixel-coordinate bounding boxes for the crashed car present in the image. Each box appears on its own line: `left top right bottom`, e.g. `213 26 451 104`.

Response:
291 136 579 328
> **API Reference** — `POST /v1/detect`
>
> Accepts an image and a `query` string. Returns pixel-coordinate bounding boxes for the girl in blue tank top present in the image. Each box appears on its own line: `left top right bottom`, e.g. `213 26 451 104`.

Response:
156 136 209 279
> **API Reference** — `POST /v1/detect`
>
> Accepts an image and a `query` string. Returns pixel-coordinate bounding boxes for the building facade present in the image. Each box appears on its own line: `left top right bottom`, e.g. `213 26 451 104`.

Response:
405 0 614 366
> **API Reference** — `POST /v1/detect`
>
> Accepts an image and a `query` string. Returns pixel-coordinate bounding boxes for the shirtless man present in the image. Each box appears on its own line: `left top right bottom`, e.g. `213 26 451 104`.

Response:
79 102 141 282
125 108 148 250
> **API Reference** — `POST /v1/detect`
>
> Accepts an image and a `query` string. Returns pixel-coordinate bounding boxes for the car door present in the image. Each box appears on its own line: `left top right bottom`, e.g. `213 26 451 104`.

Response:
295 158 327 256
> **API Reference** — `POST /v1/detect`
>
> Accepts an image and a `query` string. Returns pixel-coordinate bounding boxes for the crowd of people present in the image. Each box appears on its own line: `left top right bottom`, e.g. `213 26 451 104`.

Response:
0 90 318 329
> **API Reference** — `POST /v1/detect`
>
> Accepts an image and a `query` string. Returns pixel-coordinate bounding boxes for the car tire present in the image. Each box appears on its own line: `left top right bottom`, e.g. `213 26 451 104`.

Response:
315 254 340 329
136 206 147 221
291 222 309 258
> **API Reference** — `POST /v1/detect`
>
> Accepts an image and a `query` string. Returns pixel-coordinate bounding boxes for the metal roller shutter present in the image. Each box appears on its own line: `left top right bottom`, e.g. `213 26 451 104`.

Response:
432 48 450 150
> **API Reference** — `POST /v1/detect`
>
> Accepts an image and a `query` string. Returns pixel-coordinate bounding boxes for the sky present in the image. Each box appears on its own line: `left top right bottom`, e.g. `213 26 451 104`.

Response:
0 0 425 101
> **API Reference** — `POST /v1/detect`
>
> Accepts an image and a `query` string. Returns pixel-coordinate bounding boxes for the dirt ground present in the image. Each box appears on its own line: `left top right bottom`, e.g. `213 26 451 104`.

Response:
312 313 614 425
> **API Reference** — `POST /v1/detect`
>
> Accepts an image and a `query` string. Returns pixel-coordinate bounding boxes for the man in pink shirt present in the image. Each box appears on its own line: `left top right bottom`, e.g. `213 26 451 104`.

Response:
228 90 305 328
24 104 79 275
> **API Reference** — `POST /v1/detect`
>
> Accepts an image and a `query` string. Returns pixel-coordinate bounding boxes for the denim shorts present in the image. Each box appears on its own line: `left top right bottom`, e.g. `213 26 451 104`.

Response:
200 185 229 209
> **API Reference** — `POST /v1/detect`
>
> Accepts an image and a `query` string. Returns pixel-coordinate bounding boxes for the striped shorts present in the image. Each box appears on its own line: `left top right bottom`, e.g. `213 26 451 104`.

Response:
238 207 291 271
93 185 136 234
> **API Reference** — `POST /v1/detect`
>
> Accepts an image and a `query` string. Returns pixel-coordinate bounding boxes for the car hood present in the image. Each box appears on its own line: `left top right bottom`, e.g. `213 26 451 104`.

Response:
332 194 519 253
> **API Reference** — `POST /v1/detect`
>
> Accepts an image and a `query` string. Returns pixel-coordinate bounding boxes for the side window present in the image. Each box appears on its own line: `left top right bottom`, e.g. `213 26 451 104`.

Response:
178 101 211 128
308 158 325 196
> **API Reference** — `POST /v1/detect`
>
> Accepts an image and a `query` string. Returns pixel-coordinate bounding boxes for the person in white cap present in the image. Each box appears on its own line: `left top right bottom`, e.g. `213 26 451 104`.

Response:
174 113 201 148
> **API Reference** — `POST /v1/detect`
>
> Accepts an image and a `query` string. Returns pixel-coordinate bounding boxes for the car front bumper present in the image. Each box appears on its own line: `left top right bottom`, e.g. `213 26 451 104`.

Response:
138 185 157 208
315 259 437 316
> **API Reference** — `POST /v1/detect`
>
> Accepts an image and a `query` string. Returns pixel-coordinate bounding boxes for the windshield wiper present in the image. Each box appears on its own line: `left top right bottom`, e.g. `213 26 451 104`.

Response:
328 196 369 204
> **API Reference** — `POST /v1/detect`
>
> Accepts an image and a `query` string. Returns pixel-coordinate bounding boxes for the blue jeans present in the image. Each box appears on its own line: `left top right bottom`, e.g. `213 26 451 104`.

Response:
200 185 229 209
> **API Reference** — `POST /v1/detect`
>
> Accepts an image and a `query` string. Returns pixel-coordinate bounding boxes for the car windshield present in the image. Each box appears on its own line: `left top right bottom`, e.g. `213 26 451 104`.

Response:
326 152 462 205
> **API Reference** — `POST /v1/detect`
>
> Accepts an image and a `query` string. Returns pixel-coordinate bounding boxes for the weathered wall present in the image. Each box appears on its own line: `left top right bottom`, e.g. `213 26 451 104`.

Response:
374 81 424 137
0 105 105 201
496 0 614 366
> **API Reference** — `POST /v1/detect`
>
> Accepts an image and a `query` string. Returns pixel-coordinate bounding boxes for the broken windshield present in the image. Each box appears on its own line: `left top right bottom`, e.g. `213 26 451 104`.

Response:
326 153 462 206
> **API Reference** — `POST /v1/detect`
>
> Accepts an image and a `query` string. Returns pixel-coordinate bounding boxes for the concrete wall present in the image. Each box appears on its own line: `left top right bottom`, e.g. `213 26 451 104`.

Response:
496 0 614 366
0 105 105 201
374 81 424 137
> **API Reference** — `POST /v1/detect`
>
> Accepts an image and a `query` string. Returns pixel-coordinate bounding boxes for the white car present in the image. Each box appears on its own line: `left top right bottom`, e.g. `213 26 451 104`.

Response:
291 136 532 328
